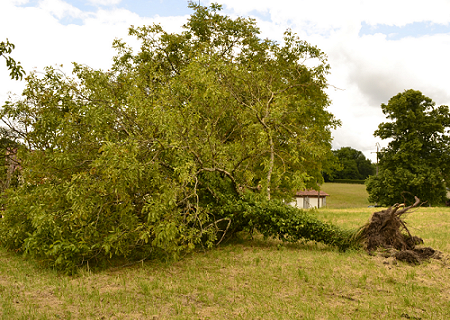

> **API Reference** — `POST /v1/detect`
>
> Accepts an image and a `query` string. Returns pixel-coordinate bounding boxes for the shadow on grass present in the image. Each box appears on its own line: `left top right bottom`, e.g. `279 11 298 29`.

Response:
214 231 345 253
0 230 355 276
0 247 61 278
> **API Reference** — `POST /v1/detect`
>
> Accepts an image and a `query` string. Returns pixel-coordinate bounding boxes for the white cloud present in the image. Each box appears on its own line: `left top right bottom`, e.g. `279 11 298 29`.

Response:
216 0 450 30
38 0 85 19
2 0 450 163
361 0 450 26
87 0 123 6
8 0 29 4
0 1 186 105
320 28 450 160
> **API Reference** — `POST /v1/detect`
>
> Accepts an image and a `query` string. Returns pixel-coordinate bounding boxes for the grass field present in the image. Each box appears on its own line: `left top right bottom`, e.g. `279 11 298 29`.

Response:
1 185 450 319
321 182 372 209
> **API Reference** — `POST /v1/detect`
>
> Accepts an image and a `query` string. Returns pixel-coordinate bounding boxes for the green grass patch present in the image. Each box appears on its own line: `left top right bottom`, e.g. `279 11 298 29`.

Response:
321 182 372 209
1 185 449 319
1 205 450 319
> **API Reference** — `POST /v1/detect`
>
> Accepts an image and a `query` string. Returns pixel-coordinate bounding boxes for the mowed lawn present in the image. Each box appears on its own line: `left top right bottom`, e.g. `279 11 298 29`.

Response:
1 185 450 319
321 182 372 209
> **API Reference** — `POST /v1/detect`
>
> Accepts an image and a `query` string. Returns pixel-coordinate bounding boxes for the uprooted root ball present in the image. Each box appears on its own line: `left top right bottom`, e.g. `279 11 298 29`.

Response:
357 196 441 264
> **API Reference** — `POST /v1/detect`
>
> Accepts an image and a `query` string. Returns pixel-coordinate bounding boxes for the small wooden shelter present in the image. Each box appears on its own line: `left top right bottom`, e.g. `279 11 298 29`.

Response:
289 189 329 209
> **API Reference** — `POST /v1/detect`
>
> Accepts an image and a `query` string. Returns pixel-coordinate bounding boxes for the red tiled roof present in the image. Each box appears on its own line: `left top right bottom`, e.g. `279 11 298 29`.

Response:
295 189 329 197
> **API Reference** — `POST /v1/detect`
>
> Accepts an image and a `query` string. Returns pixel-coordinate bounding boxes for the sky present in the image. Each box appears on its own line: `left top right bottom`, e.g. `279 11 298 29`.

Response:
1 0 450 163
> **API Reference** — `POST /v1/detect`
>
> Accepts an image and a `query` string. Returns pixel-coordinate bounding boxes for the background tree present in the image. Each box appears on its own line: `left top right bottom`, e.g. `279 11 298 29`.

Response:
0 3 347 272
366 89 450 206
323 147 375 181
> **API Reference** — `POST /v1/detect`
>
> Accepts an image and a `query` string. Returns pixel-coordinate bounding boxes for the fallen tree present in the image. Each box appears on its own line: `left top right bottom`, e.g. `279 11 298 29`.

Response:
356 196 441 264
0 4 340 273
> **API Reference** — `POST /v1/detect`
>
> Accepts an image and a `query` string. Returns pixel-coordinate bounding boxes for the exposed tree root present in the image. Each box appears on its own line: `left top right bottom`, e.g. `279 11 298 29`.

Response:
356 196 442 264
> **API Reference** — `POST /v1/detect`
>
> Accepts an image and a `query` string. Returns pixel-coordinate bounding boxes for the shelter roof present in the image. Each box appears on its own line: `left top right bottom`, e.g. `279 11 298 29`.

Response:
295 189 329 197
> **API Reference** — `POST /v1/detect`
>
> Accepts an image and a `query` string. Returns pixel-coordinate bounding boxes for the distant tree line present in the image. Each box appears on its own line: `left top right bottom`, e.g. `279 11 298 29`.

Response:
323 147 376 182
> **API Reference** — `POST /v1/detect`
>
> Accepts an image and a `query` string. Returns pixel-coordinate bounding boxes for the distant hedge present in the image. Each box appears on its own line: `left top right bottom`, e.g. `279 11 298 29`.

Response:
327 179 366 184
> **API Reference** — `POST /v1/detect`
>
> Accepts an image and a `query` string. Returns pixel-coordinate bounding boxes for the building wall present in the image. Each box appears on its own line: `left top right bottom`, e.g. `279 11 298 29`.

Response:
289 196 327 209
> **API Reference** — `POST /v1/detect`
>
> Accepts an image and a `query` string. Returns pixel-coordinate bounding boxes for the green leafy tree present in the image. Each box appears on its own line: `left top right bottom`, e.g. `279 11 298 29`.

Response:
0 39 23 190
366 89 450 206
1 39 25 80
324 147 375 181
0 3 344 272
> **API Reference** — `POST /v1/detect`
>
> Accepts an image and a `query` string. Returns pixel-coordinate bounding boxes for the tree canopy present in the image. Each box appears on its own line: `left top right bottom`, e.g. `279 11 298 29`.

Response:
366 89 450 206
0 3 346 272
323 147 375 181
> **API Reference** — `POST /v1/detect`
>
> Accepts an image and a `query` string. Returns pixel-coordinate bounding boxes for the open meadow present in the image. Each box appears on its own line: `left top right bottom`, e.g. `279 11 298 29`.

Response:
1 183 450 319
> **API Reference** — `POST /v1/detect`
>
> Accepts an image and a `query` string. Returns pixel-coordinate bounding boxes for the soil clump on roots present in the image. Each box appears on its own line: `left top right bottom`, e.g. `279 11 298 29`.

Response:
358 196 441 264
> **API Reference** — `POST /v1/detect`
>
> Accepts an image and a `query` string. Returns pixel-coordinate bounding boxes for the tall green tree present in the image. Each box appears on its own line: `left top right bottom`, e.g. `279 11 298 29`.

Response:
0 3 341 271
366 89 450 206
324 147 375 181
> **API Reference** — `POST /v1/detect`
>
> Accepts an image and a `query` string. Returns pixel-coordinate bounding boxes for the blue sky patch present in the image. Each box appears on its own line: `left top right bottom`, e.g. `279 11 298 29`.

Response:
119 0 194 17
359 21 450 40
59 16 85 26
19 0 196 25
244 9 271 22
21 0 195 17
18 0 40 7
62 0 97 11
